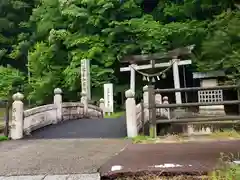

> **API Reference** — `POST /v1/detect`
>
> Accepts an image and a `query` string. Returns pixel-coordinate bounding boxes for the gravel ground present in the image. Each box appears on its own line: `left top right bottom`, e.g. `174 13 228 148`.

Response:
0 173 100 180
0 139 129 176
0 117 129 176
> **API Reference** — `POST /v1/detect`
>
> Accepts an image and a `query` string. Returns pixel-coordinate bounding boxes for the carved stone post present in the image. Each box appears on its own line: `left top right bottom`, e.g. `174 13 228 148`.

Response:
155 92 162 117
54 88 62 124
99 98 105 116
11 92 24 140
162 96 170 119
81 92 88 116
143 85 149 122
125 89 137 138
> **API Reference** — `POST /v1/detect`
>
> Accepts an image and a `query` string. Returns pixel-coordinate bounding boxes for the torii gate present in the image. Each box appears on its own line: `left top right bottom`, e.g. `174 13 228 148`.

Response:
120 45 195 104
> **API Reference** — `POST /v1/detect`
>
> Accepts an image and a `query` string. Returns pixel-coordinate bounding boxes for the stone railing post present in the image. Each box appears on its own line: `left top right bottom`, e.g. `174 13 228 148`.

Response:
54 88 62 124
99 98 105 115
155 92 162 117
143 85 149 122
11 92 24 140
125 89 137 138
162 96 170 119
81 92 88 116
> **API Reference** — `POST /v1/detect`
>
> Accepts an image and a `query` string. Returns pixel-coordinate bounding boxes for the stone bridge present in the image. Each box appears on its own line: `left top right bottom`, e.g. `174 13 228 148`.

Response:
10 88 127 140
2 87 240 180
9 85 169 140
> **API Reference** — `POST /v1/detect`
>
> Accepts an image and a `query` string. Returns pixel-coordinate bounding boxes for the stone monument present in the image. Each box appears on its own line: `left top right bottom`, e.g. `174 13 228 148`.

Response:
104 83 114 116
80 59 91 101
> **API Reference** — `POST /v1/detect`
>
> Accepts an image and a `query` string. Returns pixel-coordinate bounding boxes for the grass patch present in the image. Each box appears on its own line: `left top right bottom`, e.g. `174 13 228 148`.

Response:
209 165 240 180
0 107 6 133
131 130 240 144
116 174 206 179
0 107 5 117
104 111 125 118
0 136 8 141
0 121 4 133
209 129 240 139
130 134 184 144
209 153 240 180
0 121 4 127
129 135 157 144
115 167 240 179
116 171 240 179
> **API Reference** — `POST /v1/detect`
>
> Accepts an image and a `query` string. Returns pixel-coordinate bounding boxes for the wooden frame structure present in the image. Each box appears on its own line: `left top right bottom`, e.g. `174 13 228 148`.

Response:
146 85 240 138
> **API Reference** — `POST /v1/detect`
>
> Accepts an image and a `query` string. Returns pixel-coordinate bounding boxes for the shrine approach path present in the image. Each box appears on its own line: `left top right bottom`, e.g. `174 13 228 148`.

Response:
0 117 130 176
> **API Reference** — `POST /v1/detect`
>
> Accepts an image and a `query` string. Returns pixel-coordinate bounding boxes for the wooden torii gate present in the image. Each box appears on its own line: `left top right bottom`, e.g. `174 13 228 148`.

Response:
120 45 195 104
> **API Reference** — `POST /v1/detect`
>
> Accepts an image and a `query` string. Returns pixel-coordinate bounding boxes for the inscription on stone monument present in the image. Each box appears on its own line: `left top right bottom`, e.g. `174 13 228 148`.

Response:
81 59 91 100
104 83 114 114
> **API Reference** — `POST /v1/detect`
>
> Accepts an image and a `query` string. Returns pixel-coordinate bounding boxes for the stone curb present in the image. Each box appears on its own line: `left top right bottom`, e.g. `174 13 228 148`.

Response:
0 173 100 180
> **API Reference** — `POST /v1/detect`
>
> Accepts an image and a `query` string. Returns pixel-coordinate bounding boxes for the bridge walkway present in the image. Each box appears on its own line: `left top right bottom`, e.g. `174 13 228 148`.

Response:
26 116 127 139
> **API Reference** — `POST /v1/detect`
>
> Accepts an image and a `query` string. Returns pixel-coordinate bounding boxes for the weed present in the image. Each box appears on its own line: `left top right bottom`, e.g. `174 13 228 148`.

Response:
105 112 125 119
0 136 8 141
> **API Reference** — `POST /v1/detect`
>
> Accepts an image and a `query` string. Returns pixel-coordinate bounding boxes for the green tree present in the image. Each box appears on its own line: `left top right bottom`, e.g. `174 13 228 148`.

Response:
198 10 240 82
0 66 25 100
1 0 239 104
0 0 34 100
28 0 210 103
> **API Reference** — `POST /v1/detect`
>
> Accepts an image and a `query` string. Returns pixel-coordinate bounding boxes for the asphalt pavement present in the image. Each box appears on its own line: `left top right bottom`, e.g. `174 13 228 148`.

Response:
99 140 240 178
27 117 127 139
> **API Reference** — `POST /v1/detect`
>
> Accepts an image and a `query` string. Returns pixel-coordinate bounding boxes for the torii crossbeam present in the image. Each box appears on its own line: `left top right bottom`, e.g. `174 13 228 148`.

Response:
120 45 195 104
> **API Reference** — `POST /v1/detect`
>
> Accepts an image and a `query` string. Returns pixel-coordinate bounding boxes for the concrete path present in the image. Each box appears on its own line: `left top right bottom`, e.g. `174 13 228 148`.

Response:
100 140 240 178
28 117 127 139
0 139 129 176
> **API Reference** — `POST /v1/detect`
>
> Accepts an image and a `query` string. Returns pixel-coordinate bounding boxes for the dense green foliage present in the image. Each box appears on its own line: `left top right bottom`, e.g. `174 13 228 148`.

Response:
0 0 239 104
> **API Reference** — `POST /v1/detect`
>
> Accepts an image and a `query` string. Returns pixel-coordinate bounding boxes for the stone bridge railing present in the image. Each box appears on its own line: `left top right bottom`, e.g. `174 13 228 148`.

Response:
10 88 104 140
135 103 143 131
125 86 170 138
24 104 57 135
62 102 103 121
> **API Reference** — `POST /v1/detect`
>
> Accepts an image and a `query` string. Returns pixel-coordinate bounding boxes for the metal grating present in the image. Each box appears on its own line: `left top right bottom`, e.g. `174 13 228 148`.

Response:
198 90 223 103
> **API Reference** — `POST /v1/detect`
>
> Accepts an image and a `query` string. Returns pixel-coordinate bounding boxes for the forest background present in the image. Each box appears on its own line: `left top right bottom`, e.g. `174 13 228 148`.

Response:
0 0 240 108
